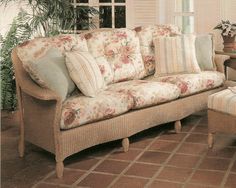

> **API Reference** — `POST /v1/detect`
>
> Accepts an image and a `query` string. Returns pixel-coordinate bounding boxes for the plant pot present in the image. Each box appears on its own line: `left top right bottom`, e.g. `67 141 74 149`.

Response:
222 34 236 52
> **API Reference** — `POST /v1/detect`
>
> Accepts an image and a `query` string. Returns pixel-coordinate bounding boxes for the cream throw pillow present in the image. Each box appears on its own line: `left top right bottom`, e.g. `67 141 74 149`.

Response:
154 35 201 77
65 51 106 97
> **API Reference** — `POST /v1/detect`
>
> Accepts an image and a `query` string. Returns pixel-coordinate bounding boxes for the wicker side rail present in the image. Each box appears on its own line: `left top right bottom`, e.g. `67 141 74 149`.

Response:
11 49 65 177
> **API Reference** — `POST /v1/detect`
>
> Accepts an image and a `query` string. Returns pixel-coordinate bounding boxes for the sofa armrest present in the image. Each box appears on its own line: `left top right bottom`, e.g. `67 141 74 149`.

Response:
11 49 61 102
19 81 61 101
214 54 230 73
11 49 62 154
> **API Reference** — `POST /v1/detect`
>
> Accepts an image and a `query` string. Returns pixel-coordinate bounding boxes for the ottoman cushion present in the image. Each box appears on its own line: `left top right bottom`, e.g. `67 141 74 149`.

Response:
208 87 236 116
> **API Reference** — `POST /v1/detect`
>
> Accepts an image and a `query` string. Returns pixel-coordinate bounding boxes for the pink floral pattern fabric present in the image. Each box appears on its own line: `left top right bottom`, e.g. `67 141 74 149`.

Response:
17 34 88 64
107 80 180 109
145 71 225 97
135 25 181 76
16 34 88 96
60 90 134 129
85 29 146 84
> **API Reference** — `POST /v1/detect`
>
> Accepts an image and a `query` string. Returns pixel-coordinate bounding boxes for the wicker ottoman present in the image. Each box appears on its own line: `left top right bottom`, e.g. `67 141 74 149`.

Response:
208 87 236 148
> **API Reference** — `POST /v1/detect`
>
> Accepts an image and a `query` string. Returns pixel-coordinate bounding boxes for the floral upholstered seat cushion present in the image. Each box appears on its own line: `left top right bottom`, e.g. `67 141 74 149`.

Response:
107 80 180 109
135 25 181 76
85 29 146 84
145 71 225 97
60 90 134 129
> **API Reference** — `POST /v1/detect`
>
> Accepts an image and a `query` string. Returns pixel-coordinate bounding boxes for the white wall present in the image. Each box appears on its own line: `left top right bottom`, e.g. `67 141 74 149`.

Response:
217 0 236 50
162 0 236 50
195 0 236 50
0 1 29 37
129 0 159 27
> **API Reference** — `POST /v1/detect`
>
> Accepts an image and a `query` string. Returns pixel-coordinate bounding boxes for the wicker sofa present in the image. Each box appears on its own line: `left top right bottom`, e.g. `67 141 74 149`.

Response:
12 25 229 178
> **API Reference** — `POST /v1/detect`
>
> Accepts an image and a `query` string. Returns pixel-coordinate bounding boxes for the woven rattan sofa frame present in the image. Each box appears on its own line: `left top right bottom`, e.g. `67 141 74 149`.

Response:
11 48 228 178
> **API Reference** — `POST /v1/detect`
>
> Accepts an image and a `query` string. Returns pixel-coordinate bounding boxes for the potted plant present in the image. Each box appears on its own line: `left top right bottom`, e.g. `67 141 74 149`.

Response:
0 11 31 123
0 0 98 123
214 20 236 52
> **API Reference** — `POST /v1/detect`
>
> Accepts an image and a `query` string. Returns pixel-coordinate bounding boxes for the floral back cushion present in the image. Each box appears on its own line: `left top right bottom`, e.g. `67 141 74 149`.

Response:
17 34 88 63
135 25 181 76
85 28 146 84
84 30 114 84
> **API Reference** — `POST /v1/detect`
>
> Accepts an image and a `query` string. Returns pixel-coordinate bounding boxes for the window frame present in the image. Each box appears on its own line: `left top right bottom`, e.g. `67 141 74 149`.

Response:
71 0 127 30
173 0 195 34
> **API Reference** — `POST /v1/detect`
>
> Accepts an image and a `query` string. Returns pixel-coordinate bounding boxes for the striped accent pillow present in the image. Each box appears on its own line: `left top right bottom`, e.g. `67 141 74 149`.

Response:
154 35 201 77
65 51 106 97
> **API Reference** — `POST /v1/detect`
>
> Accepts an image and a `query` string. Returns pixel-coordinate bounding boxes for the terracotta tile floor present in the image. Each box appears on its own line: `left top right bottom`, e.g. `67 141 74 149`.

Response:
1 110 236 188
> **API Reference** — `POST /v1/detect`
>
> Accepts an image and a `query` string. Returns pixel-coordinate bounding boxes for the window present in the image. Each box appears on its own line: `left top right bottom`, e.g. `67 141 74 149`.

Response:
174 0 194 34
71 0 126 31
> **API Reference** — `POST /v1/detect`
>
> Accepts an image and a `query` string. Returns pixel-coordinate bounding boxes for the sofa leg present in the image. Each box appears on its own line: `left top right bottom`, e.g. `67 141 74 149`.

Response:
18 111 25 157
56 160 64 178
122 138 129 152
175 120 182 133
208 133 214 148
18 135 24 157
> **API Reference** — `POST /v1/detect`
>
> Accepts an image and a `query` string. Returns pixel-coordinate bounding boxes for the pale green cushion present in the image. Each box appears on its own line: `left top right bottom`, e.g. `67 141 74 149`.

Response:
195 35 215 70
27 48 75 100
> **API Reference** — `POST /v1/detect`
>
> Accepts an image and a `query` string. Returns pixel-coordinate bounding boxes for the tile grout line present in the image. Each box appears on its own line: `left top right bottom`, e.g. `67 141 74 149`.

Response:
102 148 236 161
155 178 219 188
32 147 117 188
182 133 236 187
182 138 236 187
32 171 57 188
182 150 208 188
5 114 236 187
145 118 202 188
36 136 232 180
220 150 236 188
106 131 166 188
32 181 73 188
71 148 118 187
183 182 219 188
31 116 212 188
